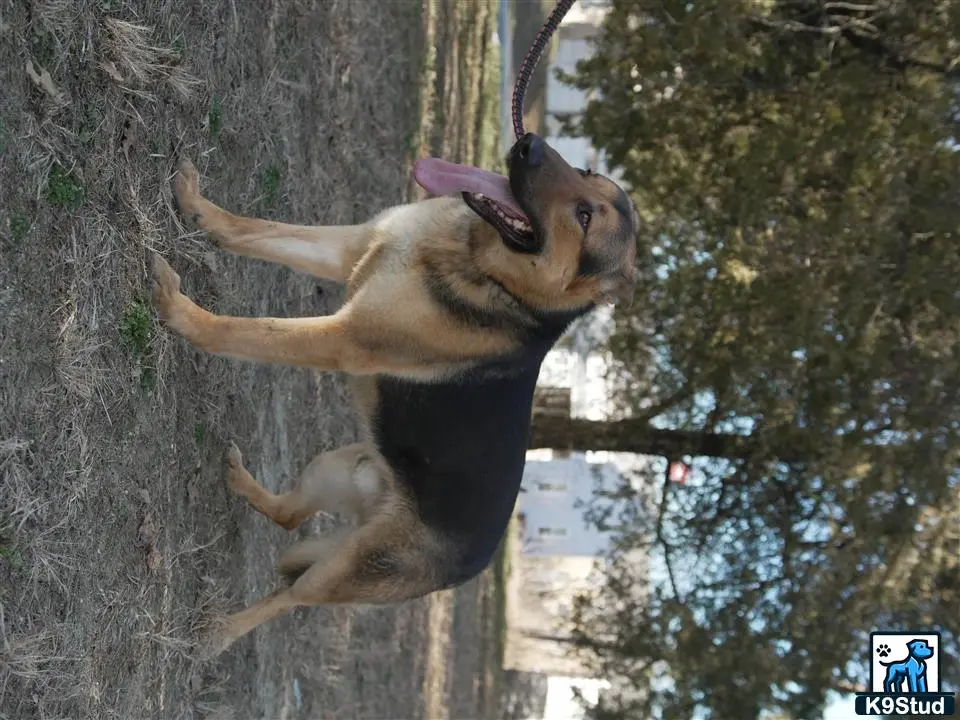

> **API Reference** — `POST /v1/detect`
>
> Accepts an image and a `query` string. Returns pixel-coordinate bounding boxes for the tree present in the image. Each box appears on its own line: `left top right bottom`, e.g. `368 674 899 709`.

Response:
551 1 960 718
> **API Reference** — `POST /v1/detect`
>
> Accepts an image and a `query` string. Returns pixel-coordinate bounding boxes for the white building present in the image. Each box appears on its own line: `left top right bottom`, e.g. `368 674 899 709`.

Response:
518 455 617 557
544 676 612 720
507 325 652 679
544 1 624 184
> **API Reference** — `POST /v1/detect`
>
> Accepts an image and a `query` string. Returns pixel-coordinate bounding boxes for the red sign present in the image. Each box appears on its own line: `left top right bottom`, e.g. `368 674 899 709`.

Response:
668 461 689 485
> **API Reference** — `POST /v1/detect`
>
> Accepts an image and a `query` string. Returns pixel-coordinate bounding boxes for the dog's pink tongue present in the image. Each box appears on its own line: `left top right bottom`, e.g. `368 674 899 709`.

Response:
413 157 526 219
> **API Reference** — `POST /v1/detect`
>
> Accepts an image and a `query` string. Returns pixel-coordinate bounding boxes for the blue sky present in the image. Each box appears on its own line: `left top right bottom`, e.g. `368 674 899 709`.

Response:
637 457 868 720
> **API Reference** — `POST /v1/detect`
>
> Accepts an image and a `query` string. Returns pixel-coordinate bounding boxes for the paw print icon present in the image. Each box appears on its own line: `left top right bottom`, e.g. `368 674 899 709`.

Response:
877 643 892 658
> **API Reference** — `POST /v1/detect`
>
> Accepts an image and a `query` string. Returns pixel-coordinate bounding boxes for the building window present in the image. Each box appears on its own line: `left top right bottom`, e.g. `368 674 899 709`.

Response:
537 482 568 493
538 527 568 537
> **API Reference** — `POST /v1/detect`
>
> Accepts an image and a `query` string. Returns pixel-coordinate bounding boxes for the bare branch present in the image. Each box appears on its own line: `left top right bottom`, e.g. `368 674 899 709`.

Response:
745 10 960 79
635 386 695 423
746 14 841 35
654 469 683 603
824 2 879 11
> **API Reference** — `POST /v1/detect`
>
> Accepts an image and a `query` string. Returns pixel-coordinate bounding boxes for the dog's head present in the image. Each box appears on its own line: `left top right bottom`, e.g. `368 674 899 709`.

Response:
412 134 638 309
907 639 935 660
502 133 638 306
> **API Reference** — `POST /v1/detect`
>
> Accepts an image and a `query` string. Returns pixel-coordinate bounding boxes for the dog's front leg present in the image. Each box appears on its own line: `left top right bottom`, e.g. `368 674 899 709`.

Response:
908 668 926 694
152 254 356 369
151 254 413 373
173 159 371 283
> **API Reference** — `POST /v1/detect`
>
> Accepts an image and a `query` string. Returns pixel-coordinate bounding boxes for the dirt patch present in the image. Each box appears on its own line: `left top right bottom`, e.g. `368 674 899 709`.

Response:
1 0 503 718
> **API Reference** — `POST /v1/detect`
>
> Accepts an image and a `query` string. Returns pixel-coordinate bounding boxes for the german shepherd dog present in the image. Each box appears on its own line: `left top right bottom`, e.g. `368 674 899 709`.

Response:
151 133 637 657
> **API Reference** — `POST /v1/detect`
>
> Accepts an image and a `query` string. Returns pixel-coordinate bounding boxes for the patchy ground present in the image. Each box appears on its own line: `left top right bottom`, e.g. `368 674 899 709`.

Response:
0 0 503 718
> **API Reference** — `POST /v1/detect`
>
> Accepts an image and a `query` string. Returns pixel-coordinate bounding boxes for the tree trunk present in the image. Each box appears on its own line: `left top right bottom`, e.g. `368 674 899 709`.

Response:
523 630 610 650
511 0 557 136
528 415 758 460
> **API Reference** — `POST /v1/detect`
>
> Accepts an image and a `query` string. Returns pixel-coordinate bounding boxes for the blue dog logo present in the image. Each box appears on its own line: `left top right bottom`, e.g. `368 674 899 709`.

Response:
880 638 935 694
857 631 955 716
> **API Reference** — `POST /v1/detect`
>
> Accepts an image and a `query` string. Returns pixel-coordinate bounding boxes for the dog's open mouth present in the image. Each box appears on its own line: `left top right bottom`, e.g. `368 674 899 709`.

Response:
413 158 536 251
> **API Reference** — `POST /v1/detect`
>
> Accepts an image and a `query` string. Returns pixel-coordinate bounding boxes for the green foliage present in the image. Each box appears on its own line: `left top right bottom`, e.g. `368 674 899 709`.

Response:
0 544 24 571
46 164 84 208
120 298 152 357
121 297 156 391
139 367 155 391
78 104 103 145
261 163 282 206
0 528 24 572
208 96 223 138
559 1 960 718
172 34 186 61
7 212 31 241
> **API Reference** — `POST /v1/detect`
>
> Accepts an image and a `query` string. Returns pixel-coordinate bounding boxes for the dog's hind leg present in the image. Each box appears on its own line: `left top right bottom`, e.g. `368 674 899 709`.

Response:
884 668 904 694
276 533 350 580
197 518 432 659
172 158 370 282
222 441 386 530
197 586 301 659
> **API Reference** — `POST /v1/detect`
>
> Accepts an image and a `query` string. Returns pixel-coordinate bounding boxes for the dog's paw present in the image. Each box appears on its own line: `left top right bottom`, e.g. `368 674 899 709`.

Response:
223 442 248 494
224 441 243 470
193 627 233 662
173 158 202 222
150 253 184 323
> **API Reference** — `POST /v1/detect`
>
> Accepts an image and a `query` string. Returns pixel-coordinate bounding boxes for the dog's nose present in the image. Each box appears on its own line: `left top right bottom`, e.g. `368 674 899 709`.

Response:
516 133 544 167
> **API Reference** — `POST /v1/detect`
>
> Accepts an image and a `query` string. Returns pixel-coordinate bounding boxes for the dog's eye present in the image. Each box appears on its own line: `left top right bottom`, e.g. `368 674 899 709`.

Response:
578 209 592 232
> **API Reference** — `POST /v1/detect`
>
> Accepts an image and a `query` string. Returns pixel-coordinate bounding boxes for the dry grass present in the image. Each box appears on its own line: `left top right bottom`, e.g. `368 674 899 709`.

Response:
102 17 202 100
1 0 507 718
0 629 87 708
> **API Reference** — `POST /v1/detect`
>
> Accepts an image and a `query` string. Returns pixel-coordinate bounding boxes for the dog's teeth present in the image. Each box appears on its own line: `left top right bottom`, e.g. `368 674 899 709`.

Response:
467 192 531 233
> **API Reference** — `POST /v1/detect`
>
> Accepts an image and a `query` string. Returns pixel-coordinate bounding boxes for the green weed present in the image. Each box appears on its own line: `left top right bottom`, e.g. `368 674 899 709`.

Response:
8 212 31 241
261 164 282 205
47 164 85 209
208 96 223 138
120 298 152 357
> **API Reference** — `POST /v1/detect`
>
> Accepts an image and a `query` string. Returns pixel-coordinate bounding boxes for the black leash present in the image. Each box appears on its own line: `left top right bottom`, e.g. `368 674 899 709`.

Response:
511 0 578 140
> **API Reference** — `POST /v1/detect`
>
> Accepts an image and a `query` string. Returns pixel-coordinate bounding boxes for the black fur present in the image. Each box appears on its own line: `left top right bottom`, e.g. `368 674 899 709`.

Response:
371 310 584 589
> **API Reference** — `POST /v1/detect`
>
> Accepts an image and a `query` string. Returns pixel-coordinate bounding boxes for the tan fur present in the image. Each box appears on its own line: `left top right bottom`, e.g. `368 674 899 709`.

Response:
152 148 637 659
